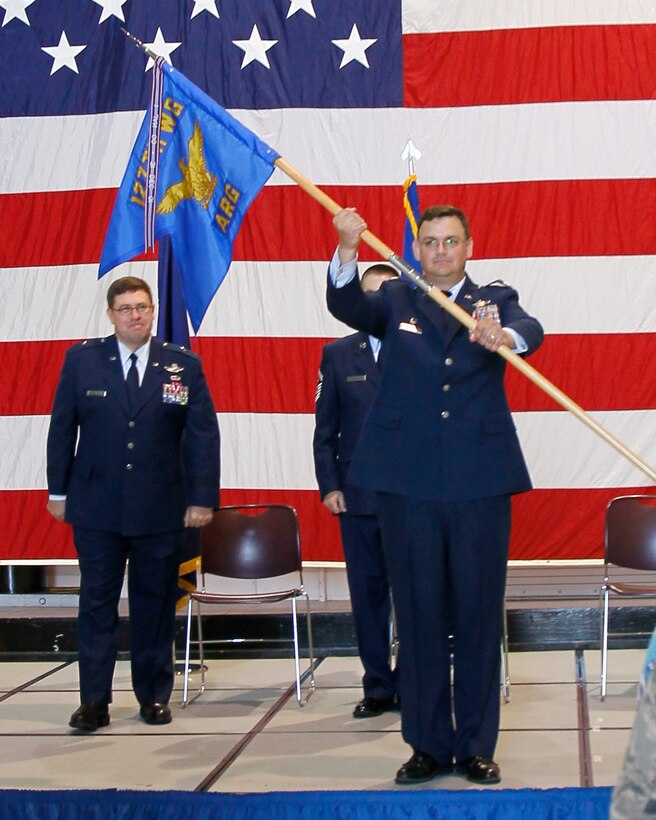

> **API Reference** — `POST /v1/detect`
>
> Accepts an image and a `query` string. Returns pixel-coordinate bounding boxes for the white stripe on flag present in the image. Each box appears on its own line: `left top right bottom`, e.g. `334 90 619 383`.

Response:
4 410 656 492
3 100 655 193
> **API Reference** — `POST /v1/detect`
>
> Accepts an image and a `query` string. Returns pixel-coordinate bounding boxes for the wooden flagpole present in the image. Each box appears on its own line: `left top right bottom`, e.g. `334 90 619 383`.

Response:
274 157 656 485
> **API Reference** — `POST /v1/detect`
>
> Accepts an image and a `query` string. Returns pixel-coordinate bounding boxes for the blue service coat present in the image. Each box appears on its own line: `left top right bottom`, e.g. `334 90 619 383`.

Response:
327 273 543 502
313 330 398 699
47 335 220 535
313 331 380 516
327 269 544 761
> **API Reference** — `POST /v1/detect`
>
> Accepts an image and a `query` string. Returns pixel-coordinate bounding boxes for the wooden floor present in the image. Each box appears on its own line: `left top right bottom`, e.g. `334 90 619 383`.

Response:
1 562 654 794
0 648 646 793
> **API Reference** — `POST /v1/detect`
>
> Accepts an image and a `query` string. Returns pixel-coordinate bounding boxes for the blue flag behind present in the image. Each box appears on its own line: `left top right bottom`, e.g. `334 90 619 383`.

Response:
155 233 199 611
402 174 421 268
99 62 279 332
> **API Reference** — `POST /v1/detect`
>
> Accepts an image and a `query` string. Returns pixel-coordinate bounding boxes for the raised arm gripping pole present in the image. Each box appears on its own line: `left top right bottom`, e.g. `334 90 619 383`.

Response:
274 156 656 484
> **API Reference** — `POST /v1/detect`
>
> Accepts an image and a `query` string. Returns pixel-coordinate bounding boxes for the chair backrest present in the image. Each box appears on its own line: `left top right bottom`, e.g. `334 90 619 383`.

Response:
605 495 656 570
200 504 302 580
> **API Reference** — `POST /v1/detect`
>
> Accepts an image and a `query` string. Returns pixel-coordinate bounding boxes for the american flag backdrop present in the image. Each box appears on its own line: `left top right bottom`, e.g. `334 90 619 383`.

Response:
1 0 655 563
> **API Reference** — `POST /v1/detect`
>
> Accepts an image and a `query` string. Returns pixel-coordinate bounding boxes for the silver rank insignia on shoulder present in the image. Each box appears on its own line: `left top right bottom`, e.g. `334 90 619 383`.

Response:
164 363 184 374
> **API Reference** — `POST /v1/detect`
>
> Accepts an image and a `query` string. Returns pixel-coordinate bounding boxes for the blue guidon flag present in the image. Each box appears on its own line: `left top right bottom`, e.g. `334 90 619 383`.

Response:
402 172 420 269
99 59 279 333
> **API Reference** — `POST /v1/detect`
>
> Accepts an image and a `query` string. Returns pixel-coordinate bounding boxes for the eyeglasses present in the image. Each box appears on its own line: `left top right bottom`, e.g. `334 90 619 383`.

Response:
112 303 153 315
420 236 466 250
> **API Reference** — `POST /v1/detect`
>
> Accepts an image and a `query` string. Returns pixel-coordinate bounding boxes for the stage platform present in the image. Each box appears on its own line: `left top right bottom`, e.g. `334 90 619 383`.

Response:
0 649 645 795
1 562 654 817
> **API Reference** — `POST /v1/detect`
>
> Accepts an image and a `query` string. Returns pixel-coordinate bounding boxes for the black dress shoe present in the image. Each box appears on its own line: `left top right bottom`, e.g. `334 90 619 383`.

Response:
69 703 110 732
456 755 501 784
395 751 453 785
139 702 172 725
352 695 398 718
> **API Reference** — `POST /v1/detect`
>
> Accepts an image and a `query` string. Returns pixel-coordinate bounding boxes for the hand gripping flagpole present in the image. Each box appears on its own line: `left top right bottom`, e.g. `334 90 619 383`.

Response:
274 157 656 485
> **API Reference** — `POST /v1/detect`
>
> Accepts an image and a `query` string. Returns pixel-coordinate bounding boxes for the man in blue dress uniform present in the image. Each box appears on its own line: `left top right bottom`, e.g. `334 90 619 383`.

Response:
326 205 543 784
314 263 400 718
47 276 220 731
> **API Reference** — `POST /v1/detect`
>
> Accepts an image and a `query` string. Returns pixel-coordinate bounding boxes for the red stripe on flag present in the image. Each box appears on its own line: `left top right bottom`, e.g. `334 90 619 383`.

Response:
0 490 76 560
2 333 654 417
510 486 655 560
4 486 653 561
2 179 654 268
194 337 327 413
0 488 343 562
403 24 656 107
0 189 156 268
506 333 656 412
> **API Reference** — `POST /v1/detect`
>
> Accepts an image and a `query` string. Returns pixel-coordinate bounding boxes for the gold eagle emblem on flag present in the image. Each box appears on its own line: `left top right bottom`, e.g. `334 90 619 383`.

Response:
157 120 218 213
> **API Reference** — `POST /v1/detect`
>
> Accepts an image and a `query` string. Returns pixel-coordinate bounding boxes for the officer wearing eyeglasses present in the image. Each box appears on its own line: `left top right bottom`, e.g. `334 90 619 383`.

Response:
46 276 220 733
326 205 543 786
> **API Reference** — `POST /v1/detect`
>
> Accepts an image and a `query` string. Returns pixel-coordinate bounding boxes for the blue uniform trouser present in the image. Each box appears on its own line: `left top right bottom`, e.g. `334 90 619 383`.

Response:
378 493 510 764
340 513 398 701
74 527 182 707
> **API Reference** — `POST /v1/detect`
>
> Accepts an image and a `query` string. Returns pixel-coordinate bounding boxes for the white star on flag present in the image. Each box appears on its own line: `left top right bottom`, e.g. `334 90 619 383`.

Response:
143 27 182 71
191 0 220 19
0 0 37 27
332 23 377 68
41 31 87 75
286 0 316 19
91 0 127 24
233 24 278 69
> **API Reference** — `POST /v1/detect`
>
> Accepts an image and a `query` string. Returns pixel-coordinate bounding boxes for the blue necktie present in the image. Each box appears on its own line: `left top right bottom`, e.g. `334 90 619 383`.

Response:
126 352 140 410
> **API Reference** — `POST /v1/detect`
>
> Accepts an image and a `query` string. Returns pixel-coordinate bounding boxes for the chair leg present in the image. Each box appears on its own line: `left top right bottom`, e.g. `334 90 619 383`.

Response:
304 593 316 700
291 594 315 706
600 586 610 701
181 597 205 708
291 596 302 704
181 597 193 707
197 600 206 696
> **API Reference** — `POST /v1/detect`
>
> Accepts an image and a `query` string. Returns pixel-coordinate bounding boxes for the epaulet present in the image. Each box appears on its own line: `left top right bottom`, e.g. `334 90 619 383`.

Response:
69 337 104 354
483 279 513 288
161 341 199 360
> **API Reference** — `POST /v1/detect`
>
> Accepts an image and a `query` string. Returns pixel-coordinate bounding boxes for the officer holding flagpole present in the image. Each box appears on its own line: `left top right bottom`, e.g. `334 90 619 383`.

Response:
326 205 543 785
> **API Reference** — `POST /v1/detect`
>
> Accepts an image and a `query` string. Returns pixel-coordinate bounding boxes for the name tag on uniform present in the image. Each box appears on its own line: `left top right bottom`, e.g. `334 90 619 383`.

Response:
86 390 107 397
162 382 189 405
399 321 422 334
346 375 367 382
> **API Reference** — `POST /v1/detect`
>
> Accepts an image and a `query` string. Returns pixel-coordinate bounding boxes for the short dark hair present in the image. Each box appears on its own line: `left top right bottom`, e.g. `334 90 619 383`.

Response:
361 263 399 281
107 277 153 309
417 205 471 239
